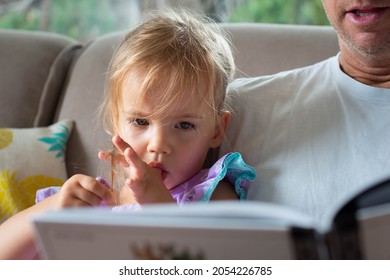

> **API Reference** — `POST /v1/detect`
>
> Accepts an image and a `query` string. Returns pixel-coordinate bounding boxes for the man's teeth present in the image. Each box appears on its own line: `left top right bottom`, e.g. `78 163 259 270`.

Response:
355 11 370 17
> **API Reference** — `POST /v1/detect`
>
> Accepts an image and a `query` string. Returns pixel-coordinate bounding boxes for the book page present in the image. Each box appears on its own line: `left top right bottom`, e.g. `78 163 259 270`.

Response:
32 201 318 260
34 221 296 259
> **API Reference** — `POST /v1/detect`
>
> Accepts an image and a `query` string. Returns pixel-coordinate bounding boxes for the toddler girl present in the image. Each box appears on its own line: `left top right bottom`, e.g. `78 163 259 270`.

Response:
0 9 255 259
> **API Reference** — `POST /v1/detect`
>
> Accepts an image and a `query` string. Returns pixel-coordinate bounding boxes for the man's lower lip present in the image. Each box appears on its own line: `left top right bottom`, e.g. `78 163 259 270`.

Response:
347 8 387 25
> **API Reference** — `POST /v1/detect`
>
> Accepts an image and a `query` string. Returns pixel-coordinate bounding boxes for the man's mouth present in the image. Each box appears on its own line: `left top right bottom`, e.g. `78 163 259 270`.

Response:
354 10 371 17
346 6 388 25
350 8 385 17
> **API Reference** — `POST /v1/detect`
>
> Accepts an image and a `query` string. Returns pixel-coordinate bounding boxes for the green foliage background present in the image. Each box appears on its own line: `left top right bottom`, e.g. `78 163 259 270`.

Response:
0 0 122 41
229 0 328 25
0 0 329 42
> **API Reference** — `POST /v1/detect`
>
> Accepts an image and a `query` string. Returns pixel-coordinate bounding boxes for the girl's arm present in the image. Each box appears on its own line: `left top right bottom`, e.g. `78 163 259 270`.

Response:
0 195 56 259
0 174 113 260
211 180 239 200
0 195 60 260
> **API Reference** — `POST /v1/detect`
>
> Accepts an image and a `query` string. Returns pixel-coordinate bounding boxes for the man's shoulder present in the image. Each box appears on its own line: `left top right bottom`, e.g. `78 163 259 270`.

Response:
229 56 335 93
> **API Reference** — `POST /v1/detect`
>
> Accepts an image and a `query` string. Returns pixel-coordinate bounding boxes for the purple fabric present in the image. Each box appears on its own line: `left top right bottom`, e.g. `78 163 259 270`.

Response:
35 186 61 204
170 152 255 204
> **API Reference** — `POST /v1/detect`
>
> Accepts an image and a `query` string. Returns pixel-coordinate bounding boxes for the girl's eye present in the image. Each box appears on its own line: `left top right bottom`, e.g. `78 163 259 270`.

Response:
133 118 149 126
177 121 195 130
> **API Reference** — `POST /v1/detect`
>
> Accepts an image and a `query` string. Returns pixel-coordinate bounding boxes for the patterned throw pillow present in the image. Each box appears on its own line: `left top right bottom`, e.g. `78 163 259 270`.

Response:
0 119 73 223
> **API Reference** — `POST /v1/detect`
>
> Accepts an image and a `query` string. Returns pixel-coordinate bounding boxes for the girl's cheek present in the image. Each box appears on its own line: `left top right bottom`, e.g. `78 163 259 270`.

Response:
119 124 135 139
117 122 126 138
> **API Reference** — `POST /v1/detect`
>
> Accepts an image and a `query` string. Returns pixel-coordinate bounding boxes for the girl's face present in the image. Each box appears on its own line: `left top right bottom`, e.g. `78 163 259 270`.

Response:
117 71 229 190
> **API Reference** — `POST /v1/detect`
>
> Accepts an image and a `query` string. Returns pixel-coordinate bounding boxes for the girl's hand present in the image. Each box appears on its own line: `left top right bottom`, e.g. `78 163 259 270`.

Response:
53 174 114 209
111 135 175 204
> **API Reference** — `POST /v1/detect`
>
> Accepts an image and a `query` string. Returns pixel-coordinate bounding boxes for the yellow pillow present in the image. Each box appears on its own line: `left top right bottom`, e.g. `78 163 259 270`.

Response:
0 119 73 223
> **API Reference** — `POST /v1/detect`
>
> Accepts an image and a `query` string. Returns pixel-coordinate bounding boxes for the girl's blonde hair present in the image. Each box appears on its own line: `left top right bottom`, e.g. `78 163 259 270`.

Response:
102 9 235 135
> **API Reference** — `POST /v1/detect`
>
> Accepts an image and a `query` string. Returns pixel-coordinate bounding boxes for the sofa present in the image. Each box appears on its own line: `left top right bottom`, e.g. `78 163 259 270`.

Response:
0 23 339 221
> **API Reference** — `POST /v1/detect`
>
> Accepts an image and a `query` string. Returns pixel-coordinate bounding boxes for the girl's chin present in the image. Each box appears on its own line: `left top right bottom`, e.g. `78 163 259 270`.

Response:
165 178 182 191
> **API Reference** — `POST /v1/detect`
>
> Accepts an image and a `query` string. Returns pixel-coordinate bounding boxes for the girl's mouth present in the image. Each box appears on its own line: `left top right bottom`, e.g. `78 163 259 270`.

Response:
160 170 168 181
149 162 168 181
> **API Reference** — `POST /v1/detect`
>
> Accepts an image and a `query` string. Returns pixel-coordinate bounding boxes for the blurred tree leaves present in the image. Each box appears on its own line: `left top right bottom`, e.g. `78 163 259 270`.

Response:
229 0 329 25
0 0 129 41
0 0 329 42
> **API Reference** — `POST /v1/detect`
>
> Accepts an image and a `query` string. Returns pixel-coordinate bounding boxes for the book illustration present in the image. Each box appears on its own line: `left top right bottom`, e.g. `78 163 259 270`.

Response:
131 242 204 260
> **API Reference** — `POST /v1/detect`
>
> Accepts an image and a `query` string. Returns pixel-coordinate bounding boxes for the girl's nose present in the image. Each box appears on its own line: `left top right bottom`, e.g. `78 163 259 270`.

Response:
147 126 172 155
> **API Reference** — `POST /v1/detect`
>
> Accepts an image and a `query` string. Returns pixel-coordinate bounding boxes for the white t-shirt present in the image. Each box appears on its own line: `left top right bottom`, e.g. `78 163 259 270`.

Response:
221 54 390 224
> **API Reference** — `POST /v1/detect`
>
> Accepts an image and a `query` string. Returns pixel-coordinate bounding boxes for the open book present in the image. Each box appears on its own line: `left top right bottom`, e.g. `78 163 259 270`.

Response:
32 176 390 260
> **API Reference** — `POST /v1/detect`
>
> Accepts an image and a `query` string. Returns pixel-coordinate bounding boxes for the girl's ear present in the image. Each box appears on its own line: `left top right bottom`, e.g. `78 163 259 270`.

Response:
210 111 231 148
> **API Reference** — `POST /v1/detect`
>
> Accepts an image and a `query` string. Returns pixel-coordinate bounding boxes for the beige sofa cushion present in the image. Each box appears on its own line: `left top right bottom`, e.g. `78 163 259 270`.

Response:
0 30 80 128
56 32 123 178
227 23 339 77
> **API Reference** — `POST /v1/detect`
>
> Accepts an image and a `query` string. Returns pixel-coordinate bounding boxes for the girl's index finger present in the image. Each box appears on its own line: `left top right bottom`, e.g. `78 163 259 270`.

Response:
123 145 144 171
113 135 146 175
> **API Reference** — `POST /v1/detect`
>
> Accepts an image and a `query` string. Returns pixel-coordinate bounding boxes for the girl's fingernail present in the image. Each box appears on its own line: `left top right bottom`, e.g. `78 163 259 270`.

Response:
96 176 111 189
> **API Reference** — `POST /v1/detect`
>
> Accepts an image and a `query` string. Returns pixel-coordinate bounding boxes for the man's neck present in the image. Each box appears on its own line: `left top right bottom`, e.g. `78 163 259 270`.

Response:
339 46 390 89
